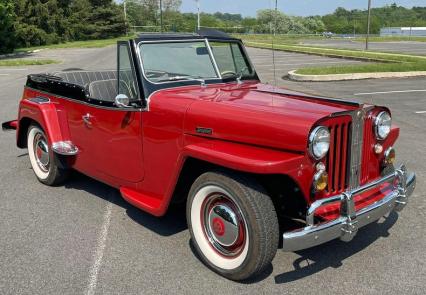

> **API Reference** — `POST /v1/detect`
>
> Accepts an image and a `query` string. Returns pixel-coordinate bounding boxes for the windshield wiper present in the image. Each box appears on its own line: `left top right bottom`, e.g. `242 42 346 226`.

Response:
157 75 206 87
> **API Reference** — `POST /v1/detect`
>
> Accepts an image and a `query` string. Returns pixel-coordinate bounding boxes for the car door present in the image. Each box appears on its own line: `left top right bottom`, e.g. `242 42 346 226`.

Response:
82 42 144 183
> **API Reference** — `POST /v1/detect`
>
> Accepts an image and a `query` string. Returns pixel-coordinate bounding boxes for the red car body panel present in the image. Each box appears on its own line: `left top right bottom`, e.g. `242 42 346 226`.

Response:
16 77 399 218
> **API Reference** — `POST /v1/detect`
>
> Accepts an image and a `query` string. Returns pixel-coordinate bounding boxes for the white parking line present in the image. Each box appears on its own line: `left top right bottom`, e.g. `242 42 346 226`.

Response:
354 89 426 96
0 74 9 76
415 111 426 114
86 201 113 295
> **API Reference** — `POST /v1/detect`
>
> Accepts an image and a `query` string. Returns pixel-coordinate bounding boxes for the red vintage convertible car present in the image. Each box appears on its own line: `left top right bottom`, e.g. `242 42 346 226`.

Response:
2 30 416 281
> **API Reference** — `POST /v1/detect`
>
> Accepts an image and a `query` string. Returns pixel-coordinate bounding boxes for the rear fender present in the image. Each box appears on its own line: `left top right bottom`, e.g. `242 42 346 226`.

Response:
17 98 72 149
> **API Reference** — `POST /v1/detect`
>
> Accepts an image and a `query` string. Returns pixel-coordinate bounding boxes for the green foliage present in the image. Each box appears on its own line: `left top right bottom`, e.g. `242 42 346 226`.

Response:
2 0 425 55
0 0 127 54
0 0 16 53
322 4 426 34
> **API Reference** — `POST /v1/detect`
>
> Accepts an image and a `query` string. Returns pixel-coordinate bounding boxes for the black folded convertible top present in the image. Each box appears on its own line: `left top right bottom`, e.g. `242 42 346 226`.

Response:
135 28 241 42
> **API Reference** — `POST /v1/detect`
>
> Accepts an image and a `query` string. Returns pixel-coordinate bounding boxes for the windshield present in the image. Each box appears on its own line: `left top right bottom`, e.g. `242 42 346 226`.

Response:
139 41 218 83
139 40 255 83
209 41 255 79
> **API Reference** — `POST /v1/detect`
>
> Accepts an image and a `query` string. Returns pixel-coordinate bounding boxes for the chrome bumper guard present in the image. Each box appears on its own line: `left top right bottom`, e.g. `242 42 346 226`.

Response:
282 165 416 252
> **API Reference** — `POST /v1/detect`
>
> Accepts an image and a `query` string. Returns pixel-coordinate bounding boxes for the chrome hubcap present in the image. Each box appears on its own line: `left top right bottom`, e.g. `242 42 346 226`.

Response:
202 193 246 257
34 133 50 172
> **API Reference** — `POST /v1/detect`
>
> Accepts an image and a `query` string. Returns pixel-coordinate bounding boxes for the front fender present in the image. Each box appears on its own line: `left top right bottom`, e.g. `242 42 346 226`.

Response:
182 134 305 175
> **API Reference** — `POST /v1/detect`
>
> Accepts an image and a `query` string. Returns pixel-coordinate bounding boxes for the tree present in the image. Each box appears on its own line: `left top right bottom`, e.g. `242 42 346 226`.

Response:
0 0 16 53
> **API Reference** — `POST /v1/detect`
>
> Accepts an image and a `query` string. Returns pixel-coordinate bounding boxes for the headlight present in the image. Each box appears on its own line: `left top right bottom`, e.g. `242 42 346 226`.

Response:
309 126 330 160
375 111 391 140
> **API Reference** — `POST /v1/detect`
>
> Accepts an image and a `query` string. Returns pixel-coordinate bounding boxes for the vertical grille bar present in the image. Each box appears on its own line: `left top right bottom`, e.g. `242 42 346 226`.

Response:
334 125 342 191
361 115 374 183
340 123 348 191
328 125 335 192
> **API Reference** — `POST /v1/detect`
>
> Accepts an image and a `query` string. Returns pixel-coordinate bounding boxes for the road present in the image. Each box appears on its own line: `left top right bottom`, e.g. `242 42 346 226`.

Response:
0 46 425 294
301 39 426 55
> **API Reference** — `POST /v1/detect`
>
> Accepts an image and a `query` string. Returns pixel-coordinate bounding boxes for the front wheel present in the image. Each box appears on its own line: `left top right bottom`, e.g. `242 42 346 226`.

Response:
187 171 279 281
27 124 69 186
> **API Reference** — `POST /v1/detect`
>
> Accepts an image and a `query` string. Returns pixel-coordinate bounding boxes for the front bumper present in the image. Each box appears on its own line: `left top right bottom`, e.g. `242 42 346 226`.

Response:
282 165 416 252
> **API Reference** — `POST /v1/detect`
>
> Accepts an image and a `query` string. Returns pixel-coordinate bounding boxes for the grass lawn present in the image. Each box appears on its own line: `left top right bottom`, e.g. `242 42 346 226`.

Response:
14 35 134 53
241 40 426 63
296 62 426 75
0 59 60 66
236 34 426 76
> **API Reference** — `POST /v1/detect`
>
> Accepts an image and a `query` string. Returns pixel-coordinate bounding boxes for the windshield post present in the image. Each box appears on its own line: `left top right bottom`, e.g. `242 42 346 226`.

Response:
205 39 222 80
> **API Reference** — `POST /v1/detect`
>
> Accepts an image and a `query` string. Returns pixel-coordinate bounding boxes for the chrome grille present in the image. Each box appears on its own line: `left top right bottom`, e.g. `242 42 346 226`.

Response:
323 107 374 195
348 110 364 189
327 120 351 193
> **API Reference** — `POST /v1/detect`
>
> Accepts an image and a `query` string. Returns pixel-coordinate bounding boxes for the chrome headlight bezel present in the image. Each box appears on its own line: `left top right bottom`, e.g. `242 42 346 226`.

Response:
374 111 392 140
309 126 330 160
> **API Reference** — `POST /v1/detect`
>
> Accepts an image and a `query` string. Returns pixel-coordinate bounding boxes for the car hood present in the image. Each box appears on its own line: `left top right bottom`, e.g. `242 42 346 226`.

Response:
157 82 361 152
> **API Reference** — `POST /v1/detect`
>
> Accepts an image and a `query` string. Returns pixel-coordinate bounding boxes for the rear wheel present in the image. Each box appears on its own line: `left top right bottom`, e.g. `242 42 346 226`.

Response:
187 171 279 281
27 124 69 186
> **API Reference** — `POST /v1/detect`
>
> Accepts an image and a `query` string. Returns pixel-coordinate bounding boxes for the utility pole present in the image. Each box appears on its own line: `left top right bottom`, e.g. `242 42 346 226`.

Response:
366 0 372 50
196 0 201 31
123 0 128 36
160 0 163 33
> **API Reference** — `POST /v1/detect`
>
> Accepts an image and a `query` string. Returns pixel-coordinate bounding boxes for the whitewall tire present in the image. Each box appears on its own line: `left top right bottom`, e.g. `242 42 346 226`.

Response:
187 171 279 281
27 124 69 186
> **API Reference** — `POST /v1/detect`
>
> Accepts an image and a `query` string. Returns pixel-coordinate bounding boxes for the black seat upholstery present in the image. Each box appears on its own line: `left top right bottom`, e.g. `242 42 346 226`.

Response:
53 70 117 87
53 70 138 103
88 79 118 102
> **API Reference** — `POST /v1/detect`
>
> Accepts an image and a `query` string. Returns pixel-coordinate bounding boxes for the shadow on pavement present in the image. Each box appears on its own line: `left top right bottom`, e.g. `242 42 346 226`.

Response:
64 171 188 237
188 239 274 284
274 211 399 284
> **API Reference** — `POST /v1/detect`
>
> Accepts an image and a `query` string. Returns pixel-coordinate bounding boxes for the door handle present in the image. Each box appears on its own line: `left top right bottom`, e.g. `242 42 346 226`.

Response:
82 113 93 126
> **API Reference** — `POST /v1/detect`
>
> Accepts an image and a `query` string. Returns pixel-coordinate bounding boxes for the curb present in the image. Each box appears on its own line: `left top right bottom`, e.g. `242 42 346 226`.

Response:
288 70 426 82
0 49 42 60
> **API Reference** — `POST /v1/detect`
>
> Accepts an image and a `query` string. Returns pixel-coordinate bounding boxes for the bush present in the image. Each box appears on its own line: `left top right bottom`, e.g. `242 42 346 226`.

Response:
0 0 16 54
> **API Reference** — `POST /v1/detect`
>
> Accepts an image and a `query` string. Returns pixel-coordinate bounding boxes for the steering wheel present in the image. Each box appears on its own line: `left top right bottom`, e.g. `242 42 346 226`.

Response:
221 71 238 77
145 70 168 79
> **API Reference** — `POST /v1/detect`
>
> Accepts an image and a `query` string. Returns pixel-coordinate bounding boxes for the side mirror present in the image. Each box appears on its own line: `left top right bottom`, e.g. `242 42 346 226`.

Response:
115 94 131 108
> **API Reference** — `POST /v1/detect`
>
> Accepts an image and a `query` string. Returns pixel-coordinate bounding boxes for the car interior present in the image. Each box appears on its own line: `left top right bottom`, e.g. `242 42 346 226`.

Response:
52 70 138 103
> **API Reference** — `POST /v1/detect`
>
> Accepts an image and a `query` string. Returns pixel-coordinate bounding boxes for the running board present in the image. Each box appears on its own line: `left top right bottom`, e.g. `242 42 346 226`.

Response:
120 187 164 217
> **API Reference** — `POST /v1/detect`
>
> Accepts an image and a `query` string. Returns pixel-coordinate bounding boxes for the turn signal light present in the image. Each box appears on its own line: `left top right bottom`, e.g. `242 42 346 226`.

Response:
384 147 396 165
314 170 328 192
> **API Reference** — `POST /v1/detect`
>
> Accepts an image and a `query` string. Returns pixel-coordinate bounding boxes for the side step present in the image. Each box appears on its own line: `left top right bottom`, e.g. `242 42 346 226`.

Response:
120 187 164 217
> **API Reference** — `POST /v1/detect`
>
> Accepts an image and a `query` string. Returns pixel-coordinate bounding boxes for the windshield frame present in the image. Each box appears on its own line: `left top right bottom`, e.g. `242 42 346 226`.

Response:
136 38 258 86
137 39 222 85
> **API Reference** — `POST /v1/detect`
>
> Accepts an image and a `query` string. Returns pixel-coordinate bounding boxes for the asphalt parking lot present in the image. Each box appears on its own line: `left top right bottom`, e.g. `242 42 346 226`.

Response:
0 46 425 294
301 39 426 55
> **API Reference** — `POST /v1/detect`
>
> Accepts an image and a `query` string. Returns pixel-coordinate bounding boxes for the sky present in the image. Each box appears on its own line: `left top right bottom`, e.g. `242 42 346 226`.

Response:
180 0 426 17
